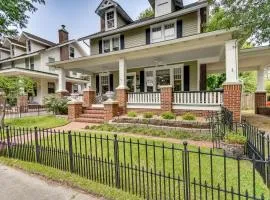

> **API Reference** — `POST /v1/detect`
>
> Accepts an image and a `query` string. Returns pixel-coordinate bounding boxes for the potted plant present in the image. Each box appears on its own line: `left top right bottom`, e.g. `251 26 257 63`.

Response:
221 132 247 158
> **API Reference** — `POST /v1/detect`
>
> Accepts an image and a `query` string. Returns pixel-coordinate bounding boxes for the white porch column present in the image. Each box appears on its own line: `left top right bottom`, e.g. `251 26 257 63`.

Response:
117 58 128 89
225 40 239 83
256 66 265 92
57 68 67 92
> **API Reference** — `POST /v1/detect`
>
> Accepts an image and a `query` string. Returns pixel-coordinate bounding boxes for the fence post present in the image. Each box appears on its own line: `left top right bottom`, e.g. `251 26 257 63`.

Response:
34 127 40 163
19 106 21 118
183 142 190 200
113 134 120 188
68 131 74 173
38 106 40 116
5 126 11 158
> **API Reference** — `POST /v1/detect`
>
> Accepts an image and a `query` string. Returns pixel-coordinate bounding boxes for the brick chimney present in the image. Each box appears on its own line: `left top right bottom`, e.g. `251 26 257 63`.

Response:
59 25 69 61
59 25 69 43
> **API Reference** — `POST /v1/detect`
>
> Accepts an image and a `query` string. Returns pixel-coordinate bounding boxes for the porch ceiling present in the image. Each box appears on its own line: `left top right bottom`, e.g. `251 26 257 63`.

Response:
51 30 234 73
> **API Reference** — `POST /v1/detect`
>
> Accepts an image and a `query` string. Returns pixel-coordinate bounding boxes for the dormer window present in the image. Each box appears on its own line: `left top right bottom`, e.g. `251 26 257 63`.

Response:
27 40 31 52
105 9 116 31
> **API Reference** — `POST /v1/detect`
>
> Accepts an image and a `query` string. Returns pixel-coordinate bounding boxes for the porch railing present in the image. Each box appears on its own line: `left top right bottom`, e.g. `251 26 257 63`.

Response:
173 91 223 105
128 92 161 104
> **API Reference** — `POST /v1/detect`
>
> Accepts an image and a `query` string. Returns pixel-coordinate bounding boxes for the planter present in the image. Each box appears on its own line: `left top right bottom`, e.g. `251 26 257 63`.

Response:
221 142 245 158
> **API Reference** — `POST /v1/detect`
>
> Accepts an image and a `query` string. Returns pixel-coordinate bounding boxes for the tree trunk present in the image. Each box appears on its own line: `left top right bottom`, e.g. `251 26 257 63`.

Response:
0 99 7 128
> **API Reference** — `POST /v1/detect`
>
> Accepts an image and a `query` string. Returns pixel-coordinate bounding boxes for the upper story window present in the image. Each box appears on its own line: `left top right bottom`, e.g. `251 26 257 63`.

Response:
69 46 75 58
48 57 55 63
105 9 116 31
27 40 31 52
25 56 35 70
103 35 120 53
151 20 176 43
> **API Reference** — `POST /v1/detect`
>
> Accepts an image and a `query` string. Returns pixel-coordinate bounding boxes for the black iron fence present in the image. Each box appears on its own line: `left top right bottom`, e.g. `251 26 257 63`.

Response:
0 126 269 200
0 105 48 119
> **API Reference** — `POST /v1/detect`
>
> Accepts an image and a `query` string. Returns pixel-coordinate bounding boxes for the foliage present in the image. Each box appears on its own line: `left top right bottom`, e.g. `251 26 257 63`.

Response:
127 111 137 118
89 124 212 141
143 112 153 119
0 76 35 127
161 111 176 120
225 133 247 145
265 81 270 93
182 113 196 121
239 72 257 93
43 95 69 115
207 73 226 91
209 0 270 45
5 115 68 129
0 0 45 36
137 7 154 20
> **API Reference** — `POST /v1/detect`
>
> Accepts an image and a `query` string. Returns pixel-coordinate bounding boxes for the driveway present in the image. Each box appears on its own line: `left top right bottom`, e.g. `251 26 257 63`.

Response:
0 164 101 200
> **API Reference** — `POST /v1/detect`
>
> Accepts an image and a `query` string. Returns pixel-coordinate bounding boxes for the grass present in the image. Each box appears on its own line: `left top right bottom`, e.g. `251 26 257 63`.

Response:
88 124 212 141
34 130 270 199
0 157 142 200
5 115 69 129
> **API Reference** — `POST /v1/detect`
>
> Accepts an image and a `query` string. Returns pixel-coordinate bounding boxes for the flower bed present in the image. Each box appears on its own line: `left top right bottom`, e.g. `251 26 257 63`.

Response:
112 117 210 129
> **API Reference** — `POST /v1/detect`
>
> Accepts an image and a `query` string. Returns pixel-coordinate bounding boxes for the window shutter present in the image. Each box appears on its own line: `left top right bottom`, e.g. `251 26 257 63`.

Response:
200 64 207 91
109 74 114 91
140 71 145 92
99 40 103 54
177 20 183 38
96 75 100 94
120 35 125 50
146 28 151 44
184 65 190 91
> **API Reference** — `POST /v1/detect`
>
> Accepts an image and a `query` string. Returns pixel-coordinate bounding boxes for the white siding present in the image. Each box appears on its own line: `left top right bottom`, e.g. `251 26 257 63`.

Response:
40 48 60 73
181 12 198 37
117 14 126 28
30 41 47 52
125 27 147 49
0 51 10 60
90 39 100 56
14 46 26 57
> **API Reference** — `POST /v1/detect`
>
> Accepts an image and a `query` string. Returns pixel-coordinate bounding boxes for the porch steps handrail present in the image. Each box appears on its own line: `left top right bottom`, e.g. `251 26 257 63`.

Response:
173 91 224 105
128 92 161 104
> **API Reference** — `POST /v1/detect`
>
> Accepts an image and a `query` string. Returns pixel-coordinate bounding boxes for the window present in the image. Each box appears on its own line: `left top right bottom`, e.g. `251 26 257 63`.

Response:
156 69 170 91
25 58 30 69
69 47 75 58
164 23 175 40
27 40 31 52
103 36 120 53
151 21 176 43
106 10 115 30
100 74 109 94
48 57 55 63
30 57 34 70
145 71 155 92
112 37 119 51
103 39 110 53
174 67 182 91
48 82 55 94
73 84 79 93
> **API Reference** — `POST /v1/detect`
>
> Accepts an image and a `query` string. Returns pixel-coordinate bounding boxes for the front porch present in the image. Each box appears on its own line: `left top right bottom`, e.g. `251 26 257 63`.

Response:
51 30 270 122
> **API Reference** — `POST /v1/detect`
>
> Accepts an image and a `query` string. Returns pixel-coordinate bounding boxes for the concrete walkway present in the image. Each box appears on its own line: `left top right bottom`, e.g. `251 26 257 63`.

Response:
0 164 101 200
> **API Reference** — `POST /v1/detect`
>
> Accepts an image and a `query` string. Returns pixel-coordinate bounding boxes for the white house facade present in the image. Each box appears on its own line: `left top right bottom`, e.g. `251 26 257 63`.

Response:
0 26 91 105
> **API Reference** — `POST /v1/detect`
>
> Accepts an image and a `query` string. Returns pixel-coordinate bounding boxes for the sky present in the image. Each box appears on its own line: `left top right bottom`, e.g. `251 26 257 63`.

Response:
22 0 196 43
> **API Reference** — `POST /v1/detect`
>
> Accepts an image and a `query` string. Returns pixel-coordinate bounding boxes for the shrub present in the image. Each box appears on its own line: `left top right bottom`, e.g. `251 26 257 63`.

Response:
43 95 69 115
127 111 137 118
225 133 247 145
182 112 196 121
143 112 153 119
161 111 176 120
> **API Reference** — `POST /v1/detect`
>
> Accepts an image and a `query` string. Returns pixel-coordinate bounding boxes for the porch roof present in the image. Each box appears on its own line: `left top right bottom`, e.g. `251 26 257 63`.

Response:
49 29 234 73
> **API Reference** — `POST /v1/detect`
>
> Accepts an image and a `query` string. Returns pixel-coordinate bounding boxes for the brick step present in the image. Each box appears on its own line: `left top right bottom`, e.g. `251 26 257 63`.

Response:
75 117 104 124
80 113 105 119
83 109 105 114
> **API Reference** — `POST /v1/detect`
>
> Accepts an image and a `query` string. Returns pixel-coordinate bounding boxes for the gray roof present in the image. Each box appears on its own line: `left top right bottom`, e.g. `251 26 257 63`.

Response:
22 32 56 46
148 0 184 9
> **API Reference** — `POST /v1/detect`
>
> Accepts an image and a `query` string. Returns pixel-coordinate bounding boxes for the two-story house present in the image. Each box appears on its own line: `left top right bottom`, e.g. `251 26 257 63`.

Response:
50 0 270 123
0 26 91 105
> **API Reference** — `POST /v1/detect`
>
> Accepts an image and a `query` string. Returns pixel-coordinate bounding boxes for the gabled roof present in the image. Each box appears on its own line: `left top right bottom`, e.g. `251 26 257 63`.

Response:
95 0 133 23
0 44 10 52
22 32 56 47
6 37 26 48
148 0 184 9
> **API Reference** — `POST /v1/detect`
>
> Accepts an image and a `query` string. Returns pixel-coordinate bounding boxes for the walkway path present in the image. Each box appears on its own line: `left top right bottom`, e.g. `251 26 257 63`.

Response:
0 164 102 200
242 113 270 136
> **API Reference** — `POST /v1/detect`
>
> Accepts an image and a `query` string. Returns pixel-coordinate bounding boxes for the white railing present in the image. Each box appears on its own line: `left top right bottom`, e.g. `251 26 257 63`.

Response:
173 91 223 105
128 92 161 104
67 93 83 102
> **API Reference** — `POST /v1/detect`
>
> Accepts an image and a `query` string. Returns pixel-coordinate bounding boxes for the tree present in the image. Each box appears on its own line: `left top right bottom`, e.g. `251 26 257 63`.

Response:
0 0 45 36
0 76 34 127
207 73 226 90
138 7 154 20
209 0 270 45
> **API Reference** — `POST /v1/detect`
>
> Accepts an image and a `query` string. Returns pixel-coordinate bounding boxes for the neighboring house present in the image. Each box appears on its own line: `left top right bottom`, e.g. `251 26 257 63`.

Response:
50 0 270 123
0 26 91 105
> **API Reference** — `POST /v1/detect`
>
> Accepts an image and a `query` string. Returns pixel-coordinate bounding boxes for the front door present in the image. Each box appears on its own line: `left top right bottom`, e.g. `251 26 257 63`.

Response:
127 73 136 92
99 74 110 95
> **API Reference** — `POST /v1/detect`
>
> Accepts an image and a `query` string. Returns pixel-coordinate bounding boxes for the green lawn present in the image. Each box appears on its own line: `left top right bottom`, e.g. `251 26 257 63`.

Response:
5 115 69 129
0 157 142 200
36 131 269 199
